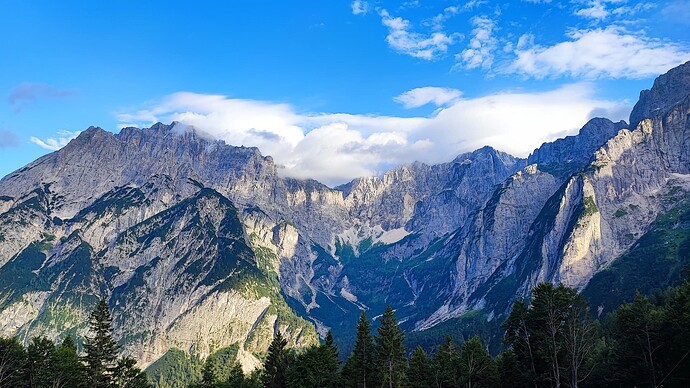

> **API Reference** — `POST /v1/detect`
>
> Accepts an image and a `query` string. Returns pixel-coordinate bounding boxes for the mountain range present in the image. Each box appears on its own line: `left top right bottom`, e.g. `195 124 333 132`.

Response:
1 60 689 378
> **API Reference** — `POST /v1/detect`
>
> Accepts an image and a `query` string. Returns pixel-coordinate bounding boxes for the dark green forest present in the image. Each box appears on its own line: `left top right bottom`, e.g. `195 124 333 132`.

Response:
2 279 690 387
0 299 149 388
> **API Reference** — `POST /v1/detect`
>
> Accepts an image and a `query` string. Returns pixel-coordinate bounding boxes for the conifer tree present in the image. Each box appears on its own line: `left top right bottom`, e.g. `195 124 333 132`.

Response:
607 293 665 387
0 337 27 388
51 336 84 388
200 356 219 386
375 306 406 388
459 336 498 388
25 336 55 388
406 346 432 388
432 336 460 388
528 283 575 388
263 331 290 388
342 311 376 388
318 331 341 387
324 331 338 360
502 299 537 385
112 356 152 388
287 342 340 388
662 279 690 385
83 298 120 388
227 361 246 387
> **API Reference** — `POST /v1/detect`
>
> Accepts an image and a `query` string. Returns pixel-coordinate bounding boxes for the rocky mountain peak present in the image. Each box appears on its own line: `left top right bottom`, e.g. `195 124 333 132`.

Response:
527 117 627 178
629 60 690 130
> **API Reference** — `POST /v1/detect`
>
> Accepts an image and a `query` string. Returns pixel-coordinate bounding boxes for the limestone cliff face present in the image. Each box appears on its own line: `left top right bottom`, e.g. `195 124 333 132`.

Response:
406 117 630 326
464 62 690 318
0 183 318 372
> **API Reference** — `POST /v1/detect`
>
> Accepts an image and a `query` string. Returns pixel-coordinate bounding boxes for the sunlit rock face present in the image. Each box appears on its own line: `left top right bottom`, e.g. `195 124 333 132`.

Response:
0 61 689 371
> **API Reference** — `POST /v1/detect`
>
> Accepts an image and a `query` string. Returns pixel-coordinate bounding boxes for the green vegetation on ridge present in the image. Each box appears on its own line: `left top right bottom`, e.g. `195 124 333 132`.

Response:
582 196 690 315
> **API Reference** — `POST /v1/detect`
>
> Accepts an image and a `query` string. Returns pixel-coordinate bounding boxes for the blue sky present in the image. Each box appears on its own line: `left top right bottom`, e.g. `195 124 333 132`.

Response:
1 1 689 185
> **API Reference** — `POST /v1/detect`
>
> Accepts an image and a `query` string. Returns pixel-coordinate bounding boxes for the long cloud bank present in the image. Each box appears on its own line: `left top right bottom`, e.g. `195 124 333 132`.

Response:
115 84 628 186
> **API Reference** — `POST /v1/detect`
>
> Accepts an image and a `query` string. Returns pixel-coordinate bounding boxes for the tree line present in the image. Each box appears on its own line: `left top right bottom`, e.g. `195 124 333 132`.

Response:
0 299 149 388
250 280 690 388
1 279 689 387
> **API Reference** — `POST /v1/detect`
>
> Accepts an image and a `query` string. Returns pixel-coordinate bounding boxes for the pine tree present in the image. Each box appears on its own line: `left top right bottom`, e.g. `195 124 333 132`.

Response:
375 306 406 388
0 337 27 388
432 336 460 388
342 311 376 388
406 346 432 388
226 361 245 387
502 299 537 385
83 298 120 388
458 336 498 388
51 336 84 388
324 331 338 360
662 279 690 385
201 356 219 386
263 331 290 388
562 293 598 388
495 350 525 388
25 336 55 388
504 283 600 388
607 293 665 387
527 283 576 388
112 356 152 388
319 331 341 387
287 343 340 388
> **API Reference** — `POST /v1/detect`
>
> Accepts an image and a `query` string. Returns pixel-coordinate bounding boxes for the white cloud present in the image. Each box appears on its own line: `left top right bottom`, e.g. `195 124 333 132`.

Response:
30 130 81 151
457 16 498 70
400 1 420 9
379 9 460 60
423 83 629 157
509 26 690 79
351 0 369 15
394 87 462 108
117 85 628 186
575 0 656 21
462 1 488 10
574 0 609 20
427 6 459 31
611 2 656 16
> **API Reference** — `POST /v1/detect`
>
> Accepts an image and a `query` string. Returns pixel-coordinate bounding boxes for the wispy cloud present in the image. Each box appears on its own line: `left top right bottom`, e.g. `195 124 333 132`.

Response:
426 6 459 31
574 0 610 20
30 130 81 151
611 2 656 17
574 0 656 21
351 0 369 15
117 86 628 185
509 26 690 79
462 1 489 10
0 130 20 148
394 87 462 109
7 82 73 112
457 15 498 70
379 9 461 60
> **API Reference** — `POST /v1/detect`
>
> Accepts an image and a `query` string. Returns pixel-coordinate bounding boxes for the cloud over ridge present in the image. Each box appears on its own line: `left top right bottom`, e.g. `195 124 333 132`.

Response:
116 86 629 186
